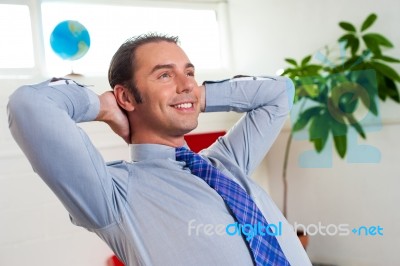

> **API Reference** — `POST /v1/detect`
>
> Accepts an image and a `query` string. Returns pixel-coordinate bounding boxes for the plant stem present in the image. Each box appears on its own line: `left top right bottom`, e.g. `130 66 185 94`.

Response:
282 98 306 219
282 131 293 218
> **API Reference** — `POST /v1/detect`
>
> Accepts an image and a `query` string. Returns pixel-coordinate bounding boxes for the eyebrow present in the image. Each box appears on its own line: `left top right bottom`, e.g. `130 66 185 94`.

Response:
149 63 195 75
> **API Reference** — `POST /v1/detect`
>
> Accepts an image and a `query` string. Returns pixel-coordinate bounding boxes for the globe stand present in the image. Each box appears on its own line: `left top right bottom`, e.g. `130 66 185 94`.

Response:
65 70 83 78
65 73 83 78
64 62 83 78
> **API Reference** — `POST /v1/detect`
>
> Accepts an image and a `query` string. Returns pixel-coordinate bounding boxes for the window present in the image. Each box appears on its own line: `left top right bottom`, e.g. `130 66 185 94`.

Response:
0 4 34 69
41 2 223 76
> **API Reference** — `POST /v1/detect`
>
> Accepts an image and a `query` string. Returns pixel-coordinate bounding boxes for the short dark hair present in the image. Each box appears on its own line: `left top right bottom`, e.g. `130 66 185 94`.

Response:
108 33 179 103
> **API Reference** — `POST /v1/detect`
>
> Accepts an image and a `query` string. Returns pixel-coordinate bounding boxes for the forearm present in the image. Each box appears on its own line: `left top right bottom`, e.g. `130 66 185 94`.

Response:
7 79 115 228
202 75 295 176
204 75 294 115
10 79 101 123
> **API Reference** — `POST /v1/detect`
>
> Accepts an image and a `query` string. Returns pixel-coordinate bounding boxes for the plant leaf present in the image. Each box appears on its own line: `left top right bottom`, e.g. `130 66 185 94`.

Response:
301 55 312 67
345 114 366 138
367 94 379 115
330 116 347 136
376 74 387 101
339 56 363 72
339 33 356 47
339 34 360 55
383 76 400 102
373 55 400 63
285 58 298 66
339 22 357 32
362 34 382 55
363 33 393 48
292 106 323 132
330 115 348 158
371 61 400 82
351 38 360 55
302 65 323 75
309 111 330 152
361 13 377 32
338 91 359 113
333 135 347 158
359 79 379 115
355 72 379 116
303 84 320 98
281 68 294 76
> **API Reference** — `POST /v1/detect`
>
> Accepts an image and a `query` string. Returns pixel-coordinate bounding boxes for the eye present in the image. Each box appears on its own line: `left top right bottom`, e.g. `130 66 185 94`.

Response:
158 72 172 80
186 70 195 77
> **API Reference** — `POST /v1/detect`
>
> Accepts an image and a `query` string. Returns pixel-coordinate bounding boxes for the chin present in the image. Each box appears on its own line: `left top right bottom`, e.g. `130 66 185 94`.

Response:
178 121 198 135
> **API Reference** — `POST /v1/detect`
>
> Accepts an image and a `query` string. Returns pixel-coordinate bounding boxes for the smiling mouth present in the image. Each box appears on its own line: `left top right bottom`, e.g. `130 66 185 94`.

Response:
173 102 194 109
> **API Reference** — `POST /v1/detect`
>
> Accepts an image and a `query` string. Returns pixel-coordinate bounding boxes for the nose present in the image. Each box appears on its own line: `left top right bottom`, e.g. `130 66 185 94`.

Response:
176 73 194 94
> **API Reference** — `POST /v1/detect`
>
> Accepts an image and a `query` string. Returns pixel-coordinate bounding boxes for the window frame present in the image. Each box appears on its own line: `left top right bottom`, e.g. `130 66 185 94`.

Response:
0 0 231 78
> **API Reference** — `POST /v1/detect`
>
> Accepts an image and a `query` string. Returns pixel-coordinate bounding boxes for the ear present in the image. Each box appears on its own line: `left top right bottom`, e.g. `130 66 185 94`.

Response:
114 85 135 112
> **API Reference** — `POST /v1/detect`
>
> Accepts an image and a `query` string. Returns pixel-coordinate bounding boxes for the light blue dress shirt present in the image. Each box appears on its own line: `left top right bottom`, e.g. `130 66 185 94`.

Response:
8 76 311 266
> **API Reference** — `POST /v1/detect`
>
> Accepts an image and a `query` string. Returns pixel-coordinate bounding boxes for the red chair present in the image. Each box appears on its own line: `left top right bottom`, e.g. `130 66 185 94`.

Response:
107 255 124 266
184 131 226 152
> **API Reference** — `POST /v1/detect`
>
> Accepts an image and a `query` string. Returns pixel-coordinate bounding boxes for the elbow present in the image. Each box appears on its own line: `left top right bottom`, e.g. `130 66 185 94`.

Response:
283 76 295 111
7 85 36 128
8 85 29 108
270 76 295 115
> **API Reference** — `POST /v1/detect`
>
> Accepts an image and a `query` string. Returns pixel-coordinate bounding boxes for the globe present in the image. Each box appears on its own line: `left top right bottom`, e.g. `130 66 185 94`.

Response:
50 20 90 61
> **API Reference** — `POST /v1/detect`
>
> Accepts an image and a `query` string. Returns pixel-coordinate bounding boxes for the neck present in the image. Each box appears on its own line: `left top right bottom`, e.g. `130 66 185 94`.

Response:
131 132 186 147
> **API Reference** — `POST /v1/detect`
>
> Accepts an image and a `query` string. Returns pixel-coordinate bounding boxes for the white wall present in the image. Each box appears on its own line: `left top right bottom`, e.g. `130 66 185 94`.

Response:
228 0 400 265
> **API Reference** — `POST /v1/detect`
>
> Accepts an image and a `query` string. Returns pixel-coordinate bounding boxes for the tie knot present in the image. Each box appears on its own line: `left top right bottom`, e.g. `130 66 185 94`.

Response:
175 146 194 163
175 146 208 172
175 146 188 153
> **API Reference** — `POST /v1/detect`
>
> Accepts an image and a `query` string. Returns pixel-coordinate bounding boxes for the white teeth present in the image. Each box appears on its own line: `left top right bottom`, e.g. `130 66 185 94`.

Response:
174 103 193 109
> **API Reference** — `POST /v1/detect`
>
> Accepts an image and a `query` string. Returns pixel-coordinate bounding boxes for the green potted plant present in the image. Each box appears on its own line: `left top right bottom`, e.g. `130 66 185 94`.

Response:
280 13 400 247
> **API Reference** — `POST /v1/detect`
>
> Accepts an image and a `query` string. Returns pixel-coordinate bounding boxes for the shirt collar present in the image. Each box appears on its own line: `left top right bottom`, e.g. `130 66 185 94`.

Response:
129 143 189 162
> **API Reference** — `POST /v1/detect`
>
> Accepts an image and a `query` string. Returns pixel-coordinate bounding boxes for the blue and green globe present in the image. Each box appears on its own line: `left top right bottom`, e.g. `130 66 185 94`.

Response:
50 20 90 61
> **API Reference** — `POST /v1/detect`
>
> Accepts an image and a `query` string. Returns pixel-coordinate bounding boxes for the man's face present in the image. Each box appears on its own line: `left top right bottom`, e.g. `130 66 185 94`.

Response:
132 41 201 145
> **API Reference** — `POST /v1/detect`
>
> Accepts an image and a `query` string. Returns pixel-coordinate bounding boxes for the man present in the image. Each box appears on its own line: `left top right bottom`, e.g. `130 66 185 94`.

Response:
8 33 311 265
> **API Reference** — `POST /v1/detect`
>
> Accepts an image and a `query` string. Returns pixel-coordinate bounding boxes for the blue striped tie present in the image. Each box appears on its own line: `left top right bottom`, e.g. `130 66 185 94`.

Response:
176 146 290 266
